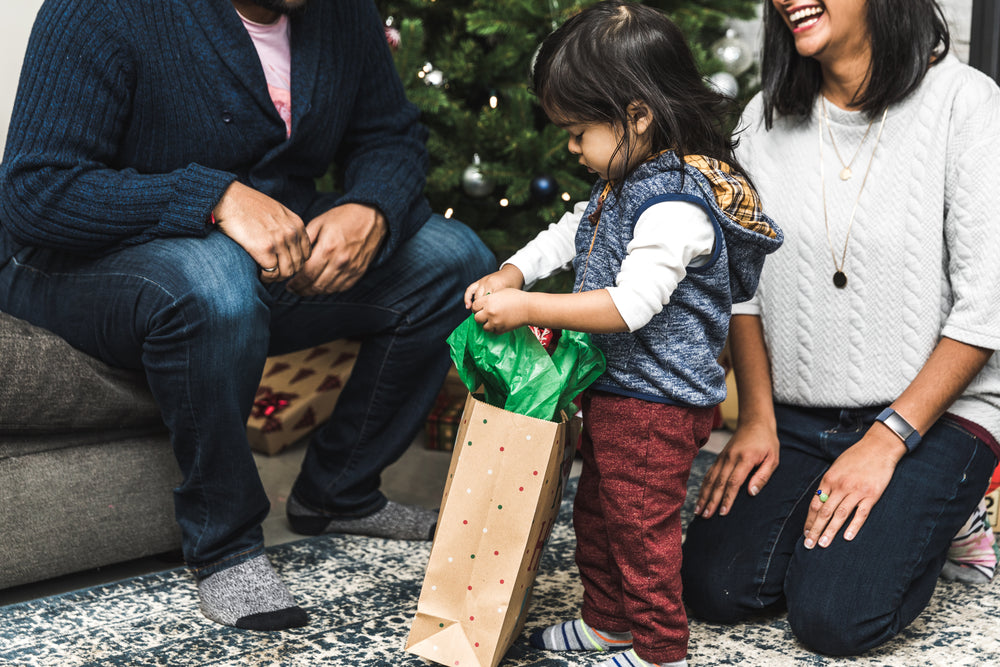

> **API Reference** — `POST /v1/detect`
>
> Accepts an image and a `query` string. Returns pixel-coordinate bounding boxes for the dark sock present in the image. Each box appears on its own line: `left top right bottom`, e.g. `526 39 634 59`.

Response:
287 495 437 541
197 554 308 630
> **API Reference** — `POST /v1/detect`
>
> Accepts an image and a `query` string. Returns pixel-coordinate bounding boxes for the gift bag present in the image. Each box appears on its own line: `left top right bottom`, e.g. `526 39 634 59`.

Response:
405 393 578 667
246 340 359 455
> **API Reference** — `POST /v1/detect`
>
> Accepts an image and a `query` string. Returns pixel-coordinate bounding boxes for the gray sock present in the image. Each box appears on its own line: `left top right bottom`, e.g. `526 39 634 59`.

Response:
287 495 437 541
197 554 308 630
941 559 993 585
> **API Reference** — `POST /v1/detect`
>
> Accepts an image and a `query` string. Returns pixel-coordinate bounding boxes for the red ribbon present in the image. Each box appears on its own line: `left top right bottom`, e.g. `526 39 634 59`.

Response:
252 387 299 419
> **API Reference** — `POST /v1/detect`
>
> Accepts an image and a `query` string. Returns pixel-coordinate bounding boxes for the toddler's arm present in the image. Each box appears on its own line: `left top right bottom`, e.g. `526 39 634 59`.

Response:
471 288 627 334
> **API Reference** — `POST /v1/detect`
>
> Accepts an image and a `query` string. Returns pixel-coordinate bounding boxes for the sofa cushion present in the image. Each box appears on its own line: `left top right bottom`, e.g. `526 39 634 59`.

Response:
0 311 164 435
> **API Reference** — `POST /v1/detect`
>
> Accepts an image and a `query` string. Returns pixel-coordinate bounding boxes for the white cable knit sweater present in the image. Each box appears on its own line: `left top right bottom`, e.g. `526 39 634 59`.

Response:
732 55 1000 443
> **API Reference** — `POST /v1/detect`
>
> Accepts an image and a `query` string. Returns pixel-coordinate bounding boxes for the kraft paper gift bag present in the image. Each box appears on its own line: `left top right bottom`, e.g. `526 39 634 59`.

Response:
405 393 577 667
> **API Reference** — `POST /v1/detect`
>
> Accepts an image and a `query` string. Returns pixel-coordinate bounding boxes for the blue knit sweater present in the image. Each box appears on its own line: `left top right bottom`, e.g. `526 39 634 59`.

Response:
576 152 782 406
0 0 431 264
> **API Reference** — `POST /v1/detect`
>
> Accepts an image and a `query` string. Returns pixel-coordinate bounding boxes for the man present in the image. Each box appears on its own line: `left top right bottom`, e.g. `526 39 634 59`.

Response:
0 0 494 630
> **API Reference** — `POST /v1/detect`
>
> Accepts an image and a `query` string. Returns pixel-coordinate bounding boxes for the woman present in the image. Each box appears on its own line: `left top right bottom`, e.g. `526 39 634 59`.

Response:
681 0 1000 657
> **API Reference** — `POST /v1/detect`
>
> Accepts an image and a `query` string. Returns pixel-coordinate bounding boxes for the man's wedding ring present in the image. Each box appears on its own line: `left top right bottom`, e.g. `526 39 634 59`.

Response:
261 266 278 273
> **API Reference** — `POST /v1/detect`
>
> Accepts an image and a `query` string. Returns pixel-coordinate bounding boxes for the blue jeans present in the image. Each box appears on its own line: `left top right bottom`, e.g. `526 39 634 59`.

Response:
681 403 996 656
0 215 495 576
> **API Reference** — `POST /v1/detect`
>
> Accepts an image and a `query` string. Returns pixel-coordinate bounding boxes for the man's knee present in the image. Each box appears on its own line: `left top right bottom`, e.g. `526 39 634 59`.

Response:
148 237 267 345
418 215 496 285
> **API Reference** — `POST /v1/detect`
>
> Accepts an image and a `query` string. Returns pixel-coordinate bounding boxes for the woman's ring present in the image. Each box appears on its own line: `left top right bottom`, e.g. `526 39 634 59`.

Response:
261 266 278 273
816 489 829 503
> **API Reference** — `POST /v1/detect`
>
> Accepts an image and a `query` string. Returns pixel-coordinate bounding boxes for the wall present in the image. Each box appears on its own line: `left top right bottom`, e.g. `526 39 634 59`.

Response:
1 0 44 160
0 0 979 160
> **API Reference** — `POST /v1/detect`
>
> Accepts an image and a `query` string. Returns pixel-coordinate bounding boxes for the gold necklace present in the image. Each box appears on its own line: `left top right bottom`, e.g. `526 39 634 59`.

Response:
819 101 888 288
822 97 877 181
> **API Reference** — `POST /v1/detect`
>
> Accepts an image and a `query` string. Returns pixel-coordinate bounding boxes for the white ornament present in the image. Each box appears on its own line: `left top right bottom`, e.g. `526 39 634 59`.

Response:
711 29 754 76
707 71 739 99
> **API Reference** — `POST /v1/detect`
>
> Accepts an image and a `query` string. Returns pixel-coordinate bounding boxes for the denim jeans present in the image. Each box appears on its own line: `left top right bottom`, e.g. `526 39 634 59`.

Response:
681 403 997 656
0 214 495 576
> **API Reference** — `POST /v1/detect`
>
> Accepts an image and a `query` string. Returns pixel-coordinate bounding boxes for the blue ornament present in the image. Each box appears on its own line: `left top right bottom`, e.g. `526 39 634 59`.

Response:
530 174 558 203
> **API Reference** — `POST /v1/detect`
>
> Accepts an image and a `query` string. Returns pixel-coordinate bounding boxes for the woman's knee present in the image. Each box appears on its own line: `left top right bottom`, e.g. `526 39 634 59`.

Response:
681 535 763 623
785 571 893 656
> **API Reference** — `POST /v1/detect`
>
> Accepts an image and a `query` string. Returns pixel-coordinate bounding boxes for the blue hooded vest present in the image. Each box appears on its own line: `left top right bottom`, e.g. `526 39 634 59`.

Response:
574 151 783 406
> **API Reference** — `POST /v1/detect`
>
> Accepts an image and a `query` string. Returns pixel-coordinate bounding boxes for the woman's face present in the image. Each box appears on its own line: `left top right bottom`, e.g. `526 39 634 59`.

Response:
770 0 870 66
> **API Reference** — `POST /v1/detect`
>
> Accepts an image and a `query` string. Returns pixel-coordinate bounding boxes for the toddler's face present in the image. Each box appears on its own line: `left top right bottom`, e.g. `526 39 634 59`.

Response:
561 121 627 182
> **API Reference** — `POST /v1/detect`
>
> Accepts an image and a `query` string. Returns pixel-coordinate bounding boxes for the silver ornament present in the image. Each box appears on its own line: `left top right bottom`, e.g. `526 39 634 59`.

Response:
461 154 495 198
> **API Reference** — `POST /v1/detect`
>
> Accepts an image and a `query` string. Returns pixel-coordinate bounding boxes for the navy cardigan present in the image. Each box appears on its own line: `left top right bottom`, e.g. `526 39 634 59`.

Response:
0 0 431 264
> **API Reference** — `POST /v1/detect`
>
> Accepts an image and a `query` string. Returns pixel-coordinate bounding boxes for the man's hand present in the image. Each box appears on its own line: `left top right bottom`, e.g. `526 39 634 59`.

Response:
213 181 312 282
288 203 387 295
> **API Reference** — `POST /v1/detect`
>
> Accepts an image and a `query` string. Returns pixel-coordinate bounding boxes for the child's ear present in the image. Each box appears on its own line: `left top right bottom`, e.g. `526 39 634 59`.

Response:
628 101 653 136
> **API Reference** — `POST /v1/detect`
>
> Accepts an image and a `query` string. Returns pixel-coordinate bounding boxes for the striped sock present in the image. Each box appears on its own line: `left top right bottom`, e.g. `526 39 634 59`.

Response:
529 618 633 652
595 649 687 667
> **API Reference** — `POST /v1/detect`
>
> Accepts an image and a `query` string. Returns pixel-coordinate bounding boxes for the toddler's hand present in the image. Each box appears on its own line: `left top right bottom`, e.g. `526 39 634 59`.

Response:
470 288 528 333
464 264 525 309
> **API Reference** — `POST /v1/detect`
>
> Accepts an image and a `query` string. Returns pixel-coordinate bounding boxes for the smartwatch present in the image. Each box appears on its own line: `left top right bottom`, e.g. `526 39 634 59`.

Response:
875 408 922 453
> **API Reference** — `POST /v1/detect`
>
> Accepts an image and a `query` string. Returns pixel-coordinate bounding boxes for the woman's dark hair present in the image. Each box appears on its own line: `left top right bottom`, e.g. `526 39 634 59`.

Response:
761 0 950 127
532 0 750 184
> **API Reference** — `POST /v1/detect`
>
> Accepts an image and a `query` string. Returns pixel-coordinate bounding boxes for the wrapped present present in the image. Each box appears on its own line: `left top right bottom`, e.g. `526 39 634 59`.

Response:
424 367 469 452
247 340 360 456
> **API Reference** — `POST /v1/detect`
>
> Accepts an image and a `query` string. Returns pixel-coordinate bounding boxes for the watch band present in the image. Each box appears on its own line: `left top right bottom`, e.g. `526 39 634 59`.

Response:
875 408 922 452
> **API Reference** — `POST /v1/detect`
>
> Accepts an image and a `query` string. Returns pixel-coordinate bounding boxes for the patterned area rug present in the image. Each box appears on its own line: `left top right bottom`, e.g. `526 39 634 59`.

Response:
1 451 998 666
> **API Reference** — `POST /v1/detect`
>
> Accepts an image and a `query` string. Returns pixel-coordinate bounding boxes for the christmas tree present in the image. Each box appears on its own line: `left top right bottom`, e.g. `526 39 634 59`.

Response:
373 0 759 267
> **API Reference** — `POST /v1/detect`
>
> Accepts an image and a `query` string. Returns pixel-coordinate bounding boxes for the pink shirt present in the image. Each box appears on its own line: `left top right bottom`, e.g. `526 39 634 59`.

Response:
239 12 292 137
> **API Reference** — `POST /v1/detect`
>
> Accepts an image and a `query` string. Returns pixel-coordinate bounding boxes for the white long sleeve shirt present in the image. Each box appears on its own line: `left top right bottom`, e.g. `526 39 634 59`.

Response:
505 199 716 332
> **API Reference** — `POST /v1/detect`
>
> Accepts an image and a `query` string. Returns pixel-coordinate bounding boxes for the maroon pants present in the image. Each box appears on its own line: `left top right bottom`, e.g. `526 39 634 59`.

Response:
575 391 713 664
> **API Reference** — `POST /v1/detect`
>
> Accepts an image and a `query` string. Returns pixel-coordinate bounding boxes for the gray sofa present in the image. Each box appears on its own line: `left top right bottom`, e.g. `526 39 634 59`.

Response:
0 310 182 590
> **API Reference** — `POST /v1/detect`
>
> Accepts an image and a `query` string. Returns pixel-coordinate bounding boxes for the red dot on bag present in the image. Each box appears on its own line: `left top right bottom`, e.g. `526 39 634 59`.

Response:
519 486 524 491
475 643 480 647
499 447 505 452
469 616 475 621
499 579 504 584
494 550 499 555
533 471 538 475
463 520 468 524
468 585 473 590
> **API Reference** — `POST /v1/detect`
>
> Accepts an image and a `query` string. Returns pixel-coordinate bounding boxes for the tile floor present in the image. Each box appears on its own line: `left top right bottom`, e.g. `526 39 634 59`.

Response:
0 427 729 607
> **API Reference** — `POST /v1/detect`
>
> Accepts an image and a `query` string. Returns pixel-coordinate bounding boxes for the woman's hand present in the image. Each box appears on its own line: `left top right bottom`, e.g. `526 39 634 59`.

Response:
803 427 906 548
464 264 525 309
695 420 780 518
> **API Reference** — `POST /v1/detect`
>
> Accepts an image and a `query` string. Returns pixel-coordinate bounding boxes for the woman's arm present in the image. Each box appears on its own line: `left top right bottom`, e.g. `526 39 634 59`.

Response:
694 313 781 517
804 337 993 549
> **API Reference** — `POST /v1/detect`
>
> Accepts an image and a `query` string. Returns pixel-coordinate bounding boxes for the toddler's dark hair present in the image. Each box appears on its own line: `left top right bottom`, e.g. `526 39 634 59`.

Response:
532 0 749 184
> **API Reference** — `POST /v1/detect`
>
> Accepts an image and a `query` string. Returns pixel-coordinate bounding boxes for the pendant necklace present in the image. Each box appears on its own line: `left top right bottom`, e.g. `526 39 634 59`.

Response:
823 97 878 181
820 99 888 288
